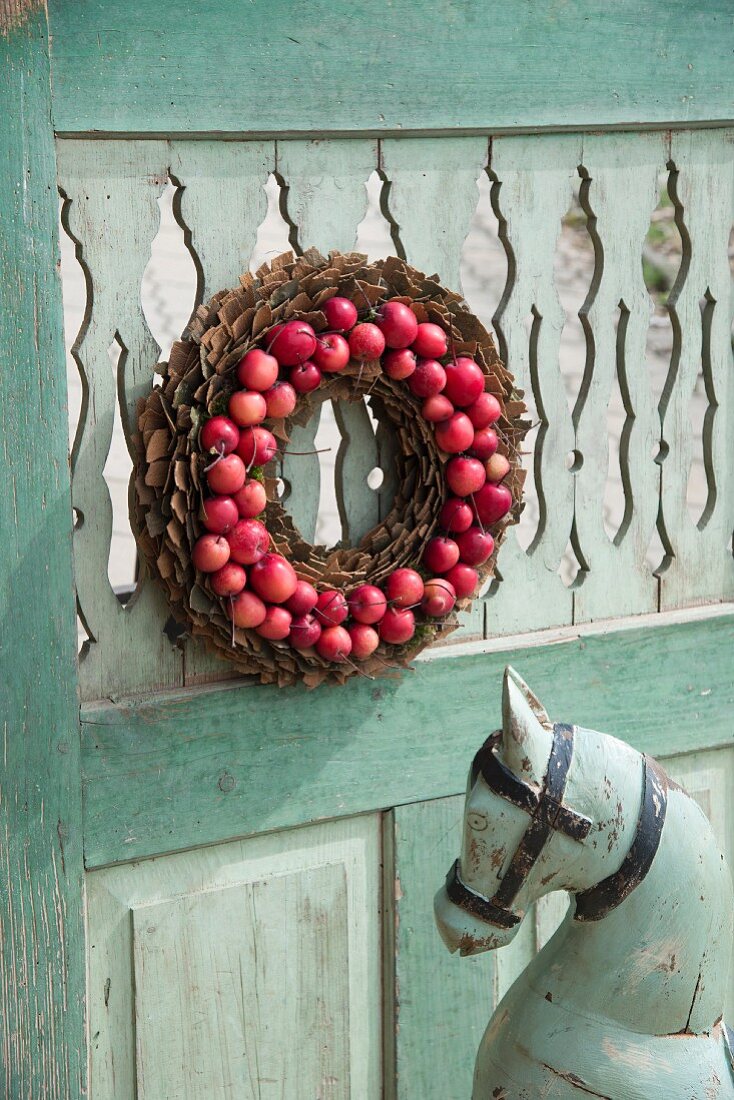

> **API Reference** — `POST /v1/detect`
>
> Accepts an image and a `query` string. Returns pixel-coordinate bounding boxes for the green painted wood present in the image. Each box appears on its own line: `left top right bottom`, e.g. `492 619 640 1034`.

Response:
87 815 382 1098
0 8 86 1096
80 611 734 867
48 2 734 135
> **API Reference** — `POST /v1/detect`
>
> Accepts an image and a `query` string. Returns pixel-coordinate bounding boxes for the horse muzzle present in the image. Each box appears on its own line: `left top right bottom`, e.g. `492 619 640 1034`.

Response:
433 883 520 956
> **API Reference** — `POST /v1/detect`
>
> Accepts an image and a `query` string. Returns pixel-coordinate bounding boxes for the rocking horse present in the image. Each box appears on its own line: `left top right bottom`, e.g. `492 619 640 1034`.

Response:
435 667 734 1099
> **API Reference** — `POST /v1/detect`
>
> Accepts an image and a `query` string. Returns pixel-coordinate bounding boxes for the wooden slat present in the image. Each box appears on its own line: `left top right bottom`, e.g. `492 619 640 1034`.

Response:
658 128 734 609
485 134 580 635
572 131 665 621
81 611 734 867
57 139 183 701
48 2 734 135
0 10 86 1096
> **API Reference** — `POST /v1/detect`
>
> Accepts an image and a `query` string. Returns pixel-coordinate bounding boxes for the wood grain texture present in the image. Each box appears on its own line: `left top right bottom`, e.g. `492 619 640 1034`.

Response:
87 815 382 1098
81 612 734 867
0 9 86 1096
47 1 734 135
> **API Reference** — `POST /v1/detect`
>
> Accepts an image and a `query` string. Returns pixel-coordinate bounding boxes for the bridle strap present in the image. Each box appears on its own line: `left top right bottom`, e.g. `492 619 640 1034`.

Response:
444 859 521 930
574 754 668 922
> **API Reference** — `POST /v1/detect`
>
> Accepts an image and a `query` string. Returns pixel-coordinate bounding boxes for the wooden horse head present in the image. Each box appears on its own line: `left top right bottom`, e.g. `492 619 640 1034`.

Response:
434 667 734 1098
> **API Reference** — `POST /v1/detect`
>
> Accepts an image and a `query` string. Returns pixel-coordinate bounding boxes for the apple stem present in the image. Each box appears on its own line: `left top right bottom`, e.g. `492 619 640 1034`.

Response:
203 446 225 473
282 447 332 457
469 493 486 535
340 653 375 680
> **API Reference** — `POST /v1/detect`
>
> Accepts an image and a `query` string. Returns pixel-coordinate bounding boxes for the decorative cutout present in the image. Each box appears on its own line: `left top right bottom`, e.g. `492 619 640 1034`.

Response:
141 178 198 363
355 171 399 261
103 335 138 600
250 174 293 273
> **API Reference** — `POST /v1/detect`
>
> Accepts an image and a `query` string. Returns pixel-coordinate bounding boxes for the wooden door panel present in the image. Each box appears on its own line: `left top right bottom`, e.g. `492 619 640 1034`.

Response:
87 816 382 1099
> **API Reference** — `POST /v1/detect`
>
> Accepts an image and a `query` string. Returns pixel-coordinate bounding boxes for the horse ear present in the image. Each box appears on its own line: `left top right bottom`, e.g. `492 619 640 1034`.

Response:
500 666 553 785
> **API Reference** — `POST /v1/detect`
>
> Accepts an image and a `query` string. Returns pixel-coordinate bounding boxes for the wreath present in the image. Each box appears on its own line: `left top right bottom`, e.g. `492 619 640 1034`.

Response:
133 250 528 688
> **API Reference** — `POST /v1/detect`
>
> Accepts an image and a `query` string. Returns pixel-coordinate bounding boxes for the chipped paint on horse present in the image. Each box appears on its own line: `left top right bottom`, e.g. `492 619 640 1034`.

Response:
435 667 734 1099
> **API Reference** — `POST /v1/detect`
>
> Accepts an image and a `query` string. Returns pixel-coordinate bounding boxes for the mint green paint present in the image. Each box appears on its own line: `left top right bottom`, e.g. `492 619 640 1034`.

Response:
47 2 734 136
0 9 85 1096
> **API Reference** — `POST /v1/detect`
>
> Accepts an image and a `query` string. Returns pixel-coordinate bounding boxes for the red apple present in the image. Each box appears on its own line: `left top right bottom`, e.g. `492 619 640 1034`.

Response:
313 333 350 373
466 391 502 429
314 589 349 626
348 584 387 625
210 561 247 596
423 536 460 574
408 359 447 399
237 348 279 392
290 361 322 394
379 607 416 645
443 357 485 407
383 348 417 380
316 625 353 662
200 415 239 456
472 483 513 526
206 453 246 495
411 322 448 359
434 412 474 454
249 553 298 603
376 300 419 348
192 533 230 572
228 590 267 628
236 426 278 467
439 497 474 535
422 395 454 422
385 568 424 608
289 613 322 649
263 381 297 419
227 518 269 565
229 390 267 428
201 495 239 534
286 580 319 617
421 578 457 617
256 605 293 641
268 321 317 366
323 296 358 332
485 453 511 483
446 456 486 496
469 428 499 461
348 623 380 659
232 479 267 518
456 527 495 566
348 323 386 360
444 562 479 599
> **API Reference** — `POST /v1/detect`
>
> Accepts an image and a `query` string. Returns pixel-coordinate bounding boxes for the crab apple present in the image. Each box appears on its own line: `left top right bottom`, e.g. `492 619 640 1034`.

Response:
249 553 298 604
443 357 485 407
434 412 474 454
206 453 246 495
237 348 279 392
423 536 460 574
210 561 247 597
323 296 358 332
439 497 474 535
316 625 353 662
456 527 495 566
421 395 454 423
313 333 350 373
290 360 322 394
444 562 479 599
201 495 239 534
200 415 239 456
421 577 457 617
376 300 418 349
385 568 424 609
192 533 230 572
236 426 278 467
472 482 513 526
227 518 269 565
229 390 267 428
268 321 317 366
466 391 501 429
348 323 385 361
348 584 387 625
348 623 380 659
263 381 297 419
289 613 322 649
379 606 416 645
228 590 267 629
256 605 293 641
485 453 511 483
446 455 486 497
285 580 319 618
411 322 448 359
383 348 417 380
233 479 267 519
469 428 499 461
408 359 447 399
314 588 349 626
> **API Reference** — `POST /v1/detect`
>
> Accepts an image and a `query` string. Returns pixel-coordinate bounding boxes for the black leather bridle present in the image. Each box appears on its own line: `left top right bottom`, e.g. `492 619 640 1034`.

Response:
444 723 668 930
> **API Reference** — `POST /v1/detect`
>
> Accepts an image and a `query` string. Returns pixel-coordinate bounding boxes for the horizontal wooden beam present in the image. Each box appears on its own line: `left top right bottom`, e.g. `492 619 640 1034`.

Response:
81 612 734 868
48 1 734 136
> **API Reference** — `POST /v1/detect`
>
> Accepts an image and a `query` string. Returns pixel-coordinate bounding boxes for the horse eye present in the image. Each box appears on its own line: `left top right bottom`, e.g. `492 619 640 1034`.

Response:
467 812 488 832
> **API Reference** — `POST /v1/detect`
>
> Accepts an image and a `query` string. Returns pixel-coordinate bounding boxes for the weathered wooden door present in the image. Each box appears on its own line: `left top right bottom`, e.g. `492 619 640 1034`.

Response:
2 3 733 1096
